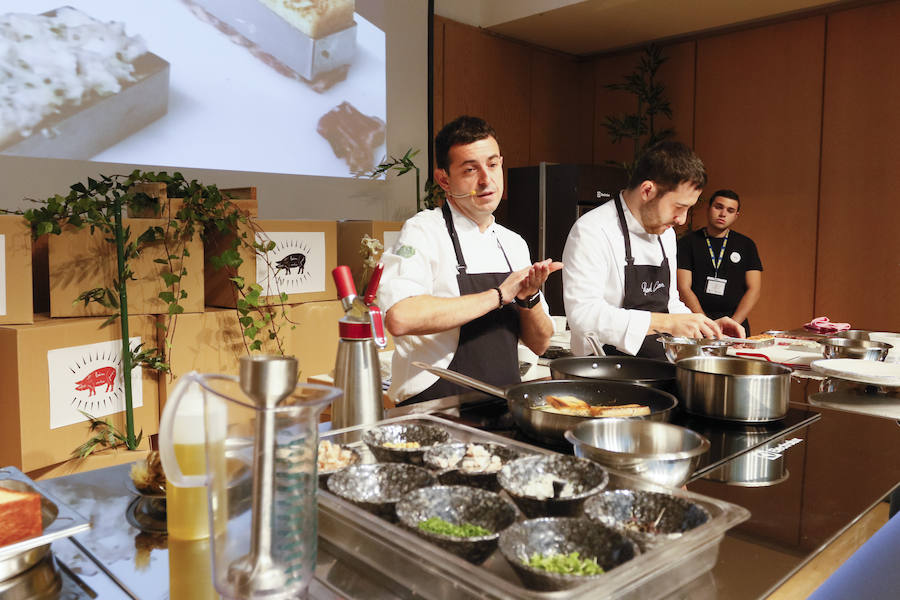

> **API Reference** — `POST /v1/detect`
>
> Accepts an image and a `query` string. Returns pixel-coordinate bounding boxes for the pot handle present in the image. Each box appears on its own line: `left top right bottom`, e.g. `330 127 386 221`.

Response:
158 372 208 489
411 361 507 399
585 332 606 357
562 430 579 447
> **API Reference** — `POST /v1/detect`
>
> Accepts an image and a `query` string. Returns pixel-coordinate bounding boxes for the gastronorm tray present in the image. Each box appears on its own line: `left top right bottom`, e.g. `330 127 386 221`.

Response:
0 466 91 562
317 414 750 600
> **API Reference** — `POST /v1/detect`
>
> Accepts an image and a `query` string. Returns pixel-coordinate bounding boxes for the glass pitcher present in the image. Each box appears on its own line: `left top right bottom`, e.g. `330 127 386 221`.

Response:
159 355 339 600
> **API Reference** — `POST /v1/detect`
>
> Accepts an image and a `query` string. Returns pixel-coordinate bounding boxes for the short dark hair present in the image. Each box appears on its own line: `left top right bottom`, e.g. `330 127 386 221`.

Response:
708 189 740 210
627 141 707 194
434 116 498 171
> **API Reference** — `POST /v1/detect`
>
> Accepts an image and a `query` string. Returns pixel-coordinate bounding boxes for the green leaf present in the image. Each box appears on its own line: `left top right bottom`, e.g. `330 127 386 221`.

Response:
160 272 180 287
158 291 176 303
249 340 262 351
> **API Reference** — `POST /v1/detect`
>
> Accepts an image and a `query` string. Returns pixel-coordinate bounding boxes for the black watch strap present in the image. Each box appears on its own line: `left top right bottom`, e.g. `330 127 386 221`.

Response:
514 291 541 309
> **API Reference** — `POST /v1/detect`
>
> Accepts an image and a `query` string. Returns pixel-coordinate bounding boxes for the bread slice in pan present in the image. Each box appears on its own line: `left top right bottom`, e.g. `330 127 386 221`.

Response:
542 395 651 418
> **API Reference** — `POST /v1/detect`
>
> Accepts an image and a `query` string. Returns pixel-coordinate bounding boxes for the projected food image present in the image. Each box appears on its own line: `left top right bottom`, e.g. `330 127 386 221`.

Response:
0 0 386 178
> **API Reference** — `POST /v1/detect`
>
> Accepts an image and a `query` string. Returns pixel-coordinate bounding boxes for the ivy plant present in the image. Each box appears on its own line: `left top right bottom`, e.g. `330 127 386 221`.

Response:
18 170 294 453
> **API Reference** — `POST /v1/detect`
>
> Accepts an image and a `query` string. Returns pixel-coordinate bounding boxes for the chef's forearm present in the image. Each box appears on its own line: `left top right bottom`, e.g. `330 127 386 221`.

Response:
385 291 501 336
517 305 553 355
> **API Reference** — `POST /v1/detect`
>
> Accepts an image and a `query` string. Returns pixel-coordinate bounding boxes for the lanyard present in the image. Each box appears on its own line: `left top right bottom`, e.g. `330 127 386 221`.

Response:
704 230 729 277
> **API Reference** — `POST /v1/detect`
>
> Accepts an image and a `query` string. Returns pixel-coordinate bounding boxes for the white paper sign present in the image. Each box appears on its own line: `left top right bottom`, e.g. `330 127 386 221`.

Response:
383 230 401 253
0 234 6 316
255 231 326 296
47 337 144 429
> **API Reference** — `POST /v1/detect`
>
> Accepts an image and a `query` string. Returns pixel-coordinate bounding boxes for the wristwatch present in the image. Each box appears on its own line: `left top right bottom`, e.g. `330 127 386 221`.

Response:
514 291 541 309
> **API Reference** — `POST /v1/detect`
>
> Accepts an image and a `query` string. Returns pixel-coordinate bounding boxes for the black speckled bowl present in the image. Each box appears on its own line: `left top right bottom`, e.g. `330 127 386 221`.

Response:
395 485 518 564
363 423 452 465
326 463 436 521
583 489 711 552
317 443 361 487
498 517 639 591
498 455 609 518
423 442 521 491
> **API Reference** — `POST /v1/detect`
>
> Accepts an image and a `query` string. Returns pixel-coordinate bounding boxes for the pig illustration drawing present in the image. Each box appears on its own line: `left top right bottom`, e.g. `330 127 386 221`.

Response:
75 366 117 396
275 252 306 275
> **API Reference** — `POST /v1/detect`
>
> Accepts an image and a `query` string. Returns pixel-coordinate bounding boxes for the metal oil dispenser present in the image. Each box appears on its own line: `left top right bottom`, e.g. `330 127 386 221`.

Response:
331 264 387 430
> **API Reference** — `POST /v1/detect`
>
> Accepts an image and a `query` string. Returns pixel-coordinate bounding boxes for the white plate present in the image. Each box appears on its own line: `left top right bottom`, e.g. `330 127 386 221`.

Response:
811 359 900 386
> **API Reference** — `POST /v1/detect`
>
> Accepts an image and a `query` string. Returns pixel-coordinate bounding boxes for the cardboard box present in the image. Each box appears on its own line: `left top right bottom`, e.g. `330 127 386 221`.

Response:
48 219 204 317
127 183 258 218
337 220 404 292
158 300 345 411
0 215 34 324
0 314 160 472
204 219 337 308
27 437 151 481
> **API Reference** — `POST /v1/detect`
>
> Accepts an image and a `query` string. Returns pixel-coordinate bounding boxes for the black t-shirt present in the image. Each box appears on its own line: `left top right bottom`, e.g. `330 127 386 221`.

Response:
676 228 762 321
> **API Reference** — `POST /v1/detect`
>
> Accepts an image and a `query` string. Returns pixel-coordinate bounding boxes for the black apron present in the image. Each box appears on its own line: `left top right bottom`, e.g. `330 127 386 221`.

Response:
602 197 669 360
400 203 522 405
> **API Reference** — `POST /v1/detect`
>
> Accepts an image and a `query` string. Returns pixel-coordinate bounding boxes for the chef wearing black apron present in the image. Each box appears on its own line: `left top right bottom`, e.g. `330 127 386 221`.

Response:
401 202 521 404
601 197 669 360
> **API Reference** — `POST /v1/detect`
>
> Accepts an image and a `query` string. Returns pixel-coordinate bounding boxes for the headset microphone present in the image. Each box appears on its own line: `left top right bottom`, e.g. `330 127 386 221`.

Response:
447 190 476 198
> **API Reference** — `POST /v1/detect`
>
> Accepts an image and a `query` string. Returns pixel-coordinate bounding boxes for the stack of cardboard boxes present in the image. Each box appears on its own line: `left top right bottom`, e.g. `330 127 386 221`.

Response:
0 185 403 479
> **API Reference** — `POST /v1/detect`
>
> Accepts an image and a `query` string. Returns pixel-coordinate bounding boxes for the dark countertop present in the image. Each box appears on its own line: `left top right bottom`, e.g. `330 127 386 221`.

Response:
37 375 900 599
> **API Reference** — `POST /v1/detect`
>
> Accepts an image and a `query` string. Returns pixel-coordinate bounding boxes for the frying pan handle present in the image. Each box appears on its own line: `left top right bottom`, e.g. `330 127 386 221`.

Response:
562 430 579 448
411 361 508 399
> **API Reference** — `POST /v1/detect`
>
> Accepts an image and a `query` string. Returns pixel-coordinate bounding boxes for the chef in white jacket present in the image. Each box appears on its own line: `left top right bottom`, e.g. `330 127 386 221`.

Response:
562 141 744 359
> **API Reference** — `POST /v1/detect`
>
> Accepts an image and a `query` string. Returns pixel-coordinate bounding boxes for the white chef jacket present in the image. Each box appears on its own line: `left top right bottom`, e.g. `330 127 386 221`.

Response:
562 193 690 356
378 202 549 403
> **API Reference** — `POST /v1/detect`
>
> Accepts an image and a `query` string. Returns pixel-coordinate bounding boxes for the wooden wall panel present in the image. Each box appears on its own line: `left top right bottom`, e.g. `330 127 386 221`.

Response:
817 2 900 332
529 52 594 165
694 17 825 334
656 41 696 148
441 21 532 170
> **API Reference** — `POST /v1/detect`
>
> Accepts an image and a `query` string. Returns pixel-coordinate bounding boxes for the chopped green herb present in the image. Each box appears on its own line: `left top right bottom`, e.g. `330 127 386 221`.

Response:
417 517 492 538
524 551 604 576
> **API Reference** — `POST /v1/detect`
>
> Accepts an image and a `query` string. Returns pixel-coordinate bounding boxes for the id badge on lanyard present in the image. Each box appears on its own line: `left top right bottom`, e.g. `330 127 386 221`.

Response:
705 276 727 295
704 232 729 296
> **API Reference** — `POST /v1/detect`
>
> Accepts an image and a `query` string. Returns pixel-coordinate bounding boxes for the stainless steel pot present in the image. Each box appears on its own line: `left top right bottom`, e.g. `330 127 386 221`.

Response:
821 337 892 361
564 420 709 488
676 357 791 422
548 356 677 393
413 362 678 445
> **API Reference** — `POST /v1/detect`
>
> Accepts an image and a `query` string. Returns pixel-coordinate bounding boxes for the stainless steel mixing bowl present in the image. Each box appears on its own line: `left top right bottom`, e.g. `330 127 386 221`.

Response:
821 337 892 361
564 419 710 488
656 336 730 363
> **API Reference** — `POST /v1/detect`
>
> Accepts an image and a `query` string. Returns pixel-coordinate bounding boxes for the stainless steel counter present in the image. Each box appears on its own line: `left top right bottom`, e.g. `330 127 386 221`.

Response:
36 375 900 599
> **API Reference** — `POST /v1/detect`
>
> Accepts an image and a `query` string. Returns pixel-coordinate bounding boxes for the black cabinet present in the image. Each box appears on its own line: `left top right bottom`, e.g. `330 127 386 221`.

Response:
503 163 628 315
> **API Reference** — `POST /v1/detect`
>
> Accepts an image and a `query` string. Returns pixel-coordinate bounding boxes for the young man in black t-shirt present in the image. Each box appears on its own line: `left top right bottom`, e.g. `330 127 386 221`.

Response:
676 189 762 335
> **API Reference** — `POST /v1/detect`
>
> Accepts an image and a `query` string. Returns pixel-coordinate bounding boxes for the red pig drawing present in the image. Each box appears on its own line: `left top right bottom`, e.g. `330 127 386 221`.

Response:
75 366 117 396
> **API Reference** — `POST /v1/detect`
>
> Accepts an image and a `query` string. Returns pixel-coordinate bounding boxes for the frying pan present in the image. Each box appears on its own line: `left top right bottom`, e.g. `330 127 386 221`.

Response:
549 356 677 394
413 362 678 446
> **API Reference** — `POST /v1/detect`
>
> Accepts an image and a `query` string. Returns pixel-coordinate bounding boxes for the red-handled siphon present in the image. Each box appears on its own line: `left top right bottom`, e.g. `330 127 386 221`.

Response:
330 265 386 430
